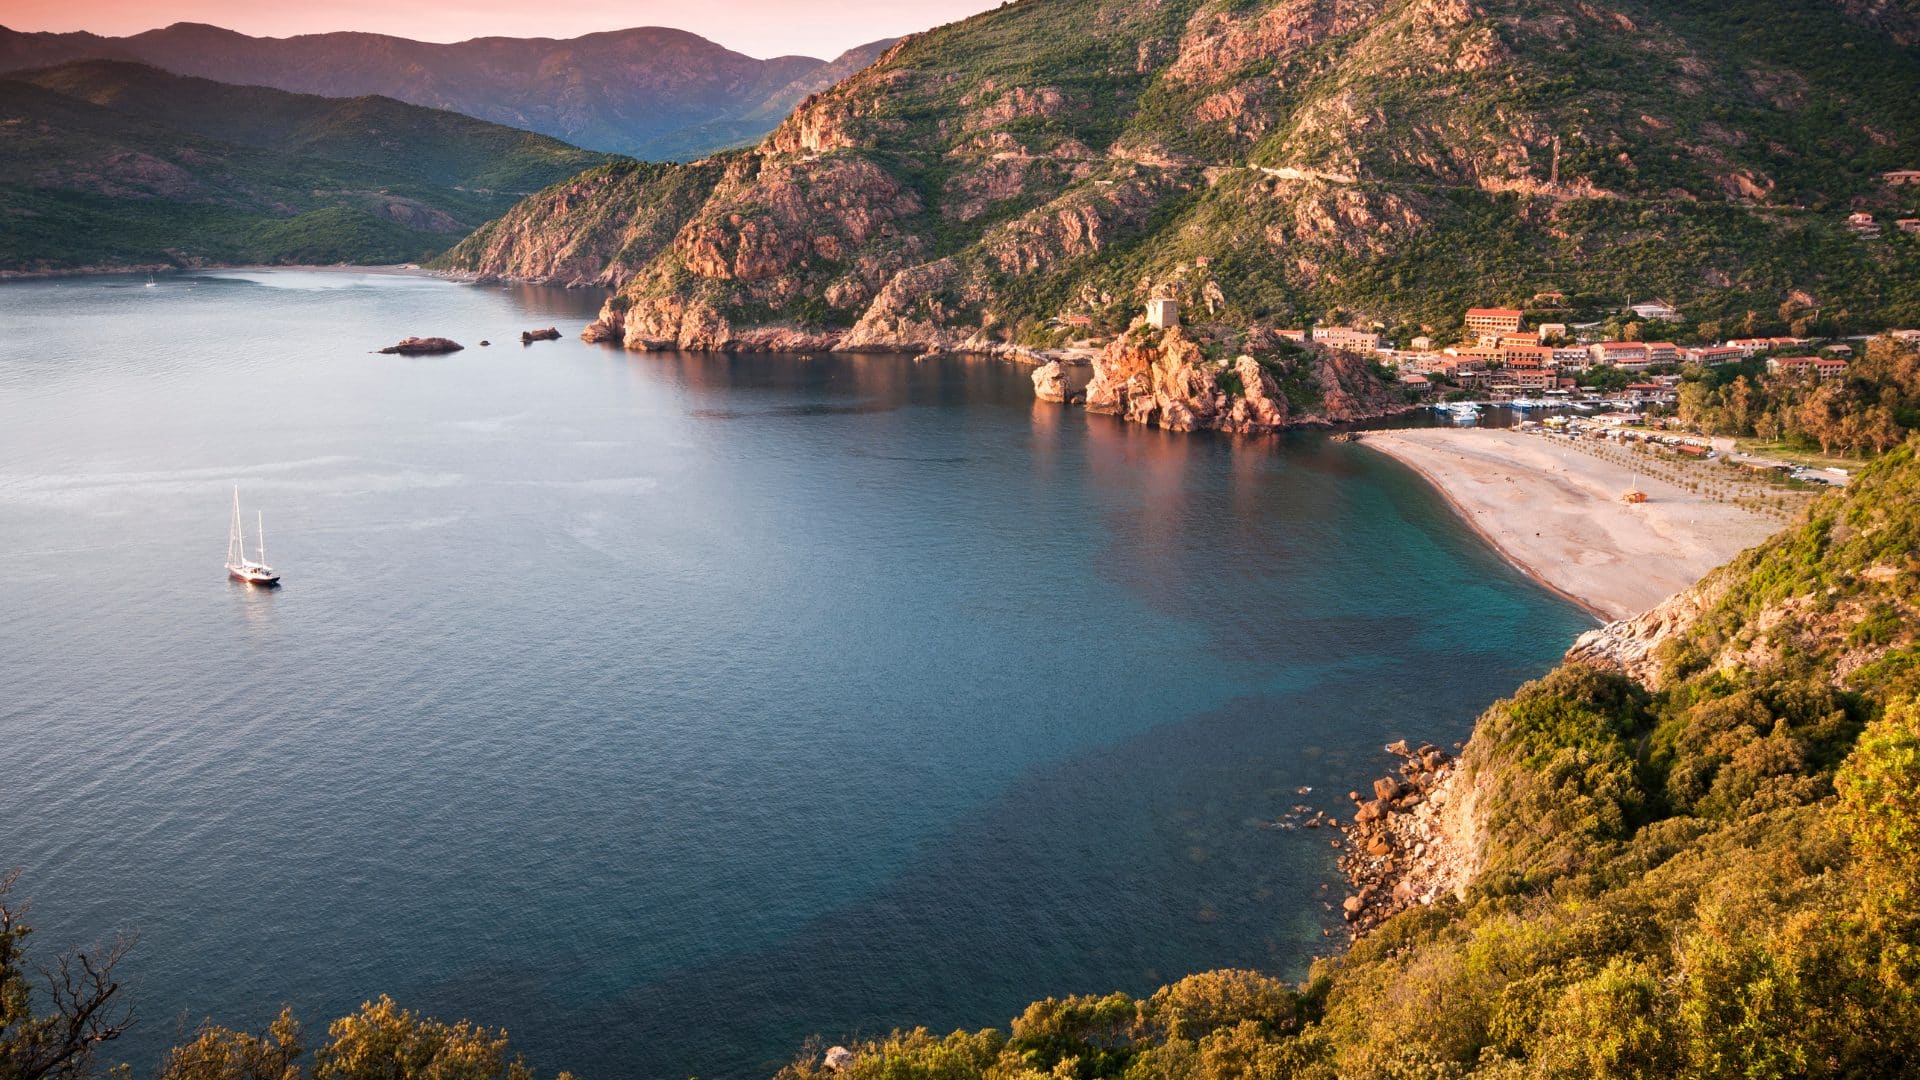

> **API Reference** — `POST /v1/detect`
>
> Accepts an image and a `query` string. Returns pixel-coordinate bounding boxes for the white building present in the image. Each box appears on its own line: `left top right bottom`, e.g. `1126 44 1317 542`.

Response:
1146 298 1180 329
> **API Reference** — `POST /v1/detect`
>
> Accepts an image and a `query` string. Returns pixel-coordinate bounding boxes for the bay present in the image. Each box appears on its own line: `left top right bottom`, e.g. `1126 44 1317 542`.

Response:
0 271 1590 1078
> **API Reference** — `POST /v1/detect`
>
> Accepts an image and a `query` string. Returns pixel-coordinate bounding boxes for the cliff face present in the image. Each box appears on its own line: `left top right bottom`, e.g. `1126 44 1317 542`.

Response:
444 0 1920 349
1069 325 1403 433
442 161 727 287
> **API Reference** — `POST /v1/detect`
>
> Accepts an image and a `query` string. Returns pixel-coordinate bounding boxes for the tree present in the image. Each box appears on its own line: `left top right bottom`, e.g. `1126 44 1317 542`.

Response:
160 1012 301 1080
0 871 131 1080
313 997 561 1080
1676 381 1716 431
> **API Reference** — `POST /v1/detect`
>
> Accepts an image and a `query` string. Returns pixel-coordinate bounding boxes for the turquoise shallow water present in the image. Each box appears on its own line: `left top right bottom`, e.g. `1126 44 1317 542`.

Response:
0 271 1590 1078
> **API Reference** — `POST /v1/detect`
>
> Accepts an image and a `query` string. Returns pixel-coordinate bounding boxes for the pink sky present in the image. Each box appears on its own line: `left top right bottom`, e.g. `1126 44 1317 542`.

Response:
2 0 1001 58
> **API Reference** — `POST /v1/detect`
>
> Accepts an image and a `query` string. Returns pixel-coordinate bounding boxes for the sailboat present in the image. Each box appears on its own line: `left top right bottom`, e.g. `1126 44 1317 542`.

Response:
145 274 157 287
225 487 281 585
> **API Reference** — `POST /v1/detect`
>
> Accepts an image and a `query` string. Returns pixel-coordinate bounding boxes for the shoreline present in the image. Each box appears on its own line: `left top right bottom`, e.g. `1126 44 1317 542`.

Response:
1358 428 1778 622
1372 438 1612 622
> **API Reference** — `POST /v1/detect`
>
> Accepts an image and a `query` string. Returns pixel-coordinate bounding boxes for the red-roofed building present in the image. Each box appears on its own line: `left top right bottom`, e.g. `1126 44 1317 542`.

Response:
1644 342 1681 364
1498 344 1555 367
1313 326 1384 352
1590 342 1652 370
1769 356 1849 380
1685 346 1744 366
1465 307 1525 335
1504 367 1556 391
1728 337 1810 356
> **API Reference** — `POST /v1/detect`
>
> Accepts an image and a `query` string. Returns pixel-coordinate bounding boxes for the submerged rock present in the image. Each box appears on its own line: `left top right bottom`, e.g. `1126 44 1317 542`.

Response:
378 336 463 355
521 326 561 344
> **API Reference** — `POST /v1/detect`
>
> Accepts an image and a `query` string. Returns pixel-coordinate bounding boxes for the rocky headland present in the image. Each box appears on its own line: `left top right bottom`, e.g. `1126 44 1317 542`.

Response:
1034 323 1411 434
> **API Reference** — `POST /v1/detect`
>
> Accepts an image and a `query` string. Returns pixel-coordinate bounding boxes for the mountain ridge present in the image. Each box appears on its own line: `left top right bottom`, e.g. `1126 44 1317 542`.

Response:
0 22 899 160
441 0 1920 371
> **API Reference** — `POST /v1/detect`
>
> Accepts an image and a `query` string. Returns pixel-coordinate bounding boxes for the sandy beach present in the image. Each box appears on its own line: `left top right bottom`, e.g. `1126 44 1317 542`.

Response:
1361 428 1780 622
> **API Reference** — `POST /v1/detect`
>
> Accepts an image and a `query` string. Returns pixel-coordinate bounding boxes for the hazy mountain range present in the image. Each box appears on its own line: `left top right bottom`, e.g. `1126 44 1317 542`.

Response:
0 22 897 160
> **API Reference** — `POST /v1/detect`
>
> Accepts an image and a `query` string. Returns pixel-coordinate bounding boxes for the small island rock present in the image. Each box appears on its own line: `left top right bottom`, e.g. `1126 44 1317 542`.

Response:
521 327 561 344
379 337 464 355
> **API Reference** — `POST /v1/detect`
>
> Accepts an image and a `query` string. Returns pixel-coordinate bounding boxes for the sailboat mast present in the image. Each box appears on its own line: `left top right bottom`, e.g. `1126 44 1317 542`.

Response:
229 486 242 565
257 510 267 565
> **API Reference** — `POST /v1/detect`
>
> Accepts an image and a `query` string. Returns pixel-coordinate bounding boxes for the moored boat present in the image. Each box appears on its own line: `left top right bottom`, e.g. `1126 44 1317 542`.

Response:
225 487 280 586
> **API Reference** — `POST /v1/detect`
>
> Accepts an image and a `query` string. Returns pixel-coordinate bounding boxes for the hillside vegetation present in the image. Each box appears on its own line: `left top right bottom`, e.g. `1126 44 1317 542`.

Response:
761 437 1920 1077
0 61 609 272
441 0 1920 353
0 23 896 161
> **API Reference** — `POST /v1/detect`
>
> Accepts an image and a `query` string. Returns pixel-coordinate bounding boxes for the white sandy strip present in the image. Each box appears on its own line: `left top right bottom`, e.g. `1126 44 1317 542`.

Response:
1361 428 1779 622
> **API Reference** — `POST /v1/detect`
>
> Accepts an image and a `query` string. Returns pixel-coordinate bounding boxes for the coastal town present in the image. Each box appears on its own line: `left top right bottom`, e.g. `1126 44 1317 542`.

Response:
1268 299 1904 410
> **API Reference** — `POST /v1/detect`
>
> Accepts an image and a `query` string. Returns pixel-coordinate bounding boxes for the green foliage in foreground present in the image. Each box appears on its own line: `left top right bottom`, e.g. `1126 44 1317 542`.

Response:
776 443 1920 1079
0 878 571 1080
156 997 573 1080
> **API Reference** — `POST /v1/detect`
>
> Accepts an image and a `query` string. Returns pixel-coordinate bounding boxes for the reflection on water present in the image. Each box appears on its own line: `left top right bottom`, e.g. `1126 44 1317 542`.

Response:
0 271 1589 1080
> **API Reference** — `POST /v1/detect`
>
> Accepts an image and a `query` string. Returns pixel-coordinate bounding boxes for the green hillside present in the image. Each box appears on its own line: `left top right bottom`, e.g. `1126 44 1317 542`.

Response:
442 0 1920 351
0 61 609 272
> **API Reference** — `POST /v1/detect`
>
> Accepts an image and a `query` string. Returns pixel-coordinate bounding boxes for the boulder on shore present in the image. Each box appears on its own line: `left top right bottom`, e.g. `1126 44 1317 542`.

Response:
521 327 561 344
378 337 463 355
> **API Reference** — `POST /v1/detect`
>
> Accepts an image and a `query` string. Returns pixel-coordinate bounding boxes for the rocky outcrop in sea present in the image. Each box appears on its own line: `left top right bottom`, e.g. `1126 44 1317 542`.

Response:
378 337 464 355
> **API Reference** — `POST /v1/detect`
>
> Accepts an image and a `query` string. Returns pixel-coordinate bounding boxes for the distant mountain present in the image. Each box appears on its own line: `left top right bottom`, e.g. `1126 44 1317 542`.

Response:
0 60 609 272
0 22 898 160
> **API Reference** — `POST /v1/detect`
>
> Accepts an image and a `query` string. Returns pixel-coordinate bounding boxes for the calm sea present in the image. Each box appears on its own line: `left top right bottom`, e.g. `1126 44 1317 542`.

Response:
0 271 1589 1079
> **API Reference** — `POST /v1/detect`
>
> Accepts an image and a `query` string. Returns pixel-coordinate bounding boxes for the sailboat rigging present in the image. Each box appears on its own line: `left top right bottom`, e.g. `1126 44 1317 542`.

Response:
226 487 281 585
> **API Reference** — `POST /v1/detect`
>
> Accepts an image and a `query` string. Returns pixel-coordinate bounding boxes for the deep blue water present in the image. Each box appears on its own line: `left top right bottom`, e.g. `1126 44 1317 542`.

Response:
0 271 1591 1078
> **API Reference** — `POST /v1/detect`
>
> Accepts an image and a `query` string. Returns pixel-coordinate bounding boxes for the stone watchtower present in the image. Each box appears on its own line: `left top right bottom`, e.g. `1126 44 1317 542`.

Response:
1146 297 1181 329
